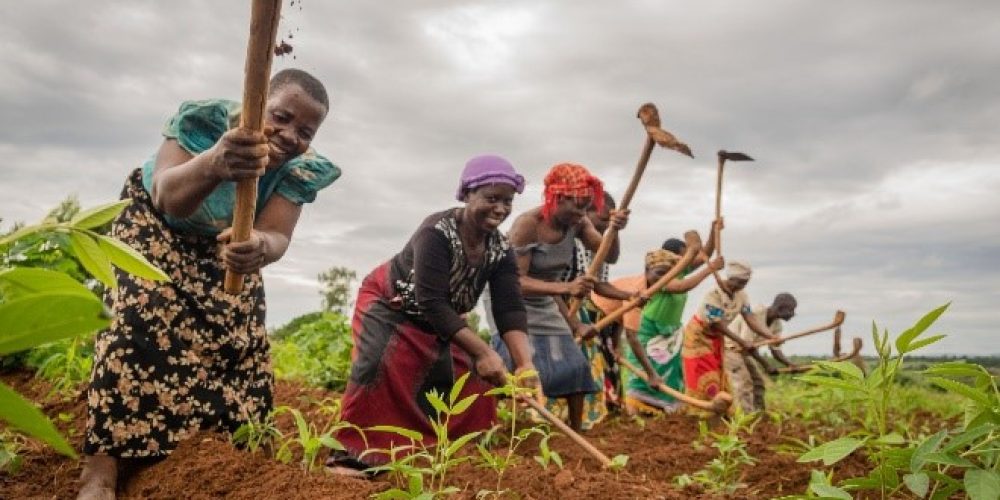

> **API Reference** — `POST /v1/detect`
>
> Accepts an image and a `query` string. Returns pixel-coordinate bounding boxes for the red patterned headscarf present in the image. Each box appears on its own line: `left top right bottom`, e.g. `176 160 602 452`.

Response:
542 163 604 221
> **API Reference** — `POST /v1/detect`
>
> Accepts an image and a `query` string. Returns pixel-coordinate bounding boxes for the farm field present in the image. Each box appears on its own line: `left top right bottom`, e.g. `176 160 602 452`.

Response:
2 318 995 500
0 368 956 499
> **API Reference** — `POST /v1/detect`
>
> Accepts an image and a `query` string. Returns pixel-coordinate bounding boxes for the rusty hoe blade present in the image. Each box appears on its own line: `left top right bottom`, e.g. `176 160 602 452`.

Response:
638 103 694 158
718 150 754 162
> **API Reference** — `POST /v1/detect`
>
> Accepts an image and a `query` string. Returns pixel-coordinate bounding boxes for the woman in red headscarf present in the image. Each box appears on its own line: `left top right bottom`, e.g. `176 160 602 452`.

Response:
486 163 629 431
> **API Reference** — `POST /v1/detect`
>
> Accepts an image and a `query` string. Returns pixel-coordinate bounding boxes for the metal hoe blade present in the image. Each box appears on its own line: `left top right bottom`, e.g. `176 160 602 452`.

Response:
718 150 754 162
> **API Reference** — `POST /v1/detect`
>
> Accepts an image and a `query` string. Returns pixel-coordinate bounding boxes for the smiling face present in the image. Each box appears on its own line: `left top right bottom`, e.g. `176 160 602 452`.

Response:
263 83 327 167
464 183 517 233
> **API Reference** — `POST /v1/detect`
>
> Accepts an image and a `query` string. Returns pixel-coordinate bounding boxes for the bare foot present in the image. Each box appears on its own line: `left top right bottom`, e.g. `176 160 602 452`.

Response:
77 455 117 500
325 465 369 478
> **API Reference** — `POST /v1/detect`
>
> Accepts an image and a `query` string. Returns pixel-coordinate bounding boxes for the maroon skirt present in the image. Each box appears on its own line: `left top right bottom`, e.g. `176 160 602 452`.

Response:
333 262 496 468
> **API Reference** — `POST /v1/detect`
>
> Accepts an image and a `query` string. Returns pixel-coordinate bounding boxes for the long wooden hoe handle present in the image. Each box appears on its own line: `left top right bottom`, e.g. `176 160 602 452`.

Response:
518 395 612 468
708 154 735 296
225 0 283 294
592 231 702 331
752 310 846 348
566 134 654 317
714 153 724 257
567 103 692 317
778 336 862 374
616 356 730 413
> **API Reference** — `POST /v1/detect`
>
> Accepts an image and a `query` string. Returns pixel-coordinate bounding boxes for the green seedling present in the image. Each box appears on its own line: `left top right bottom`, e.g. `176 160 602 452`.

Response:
367 372 485 498
675 407 758 494
231 408 283 455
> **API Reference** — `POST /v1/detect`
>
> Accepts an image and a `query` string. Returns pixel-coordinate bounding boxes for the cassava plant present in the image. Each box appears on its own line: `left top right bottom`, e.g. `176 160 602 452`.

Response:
367 372 484 499
675 406 759 494
273 406 356 472
475 370 546 498
0 199 168 458
795 304 999 500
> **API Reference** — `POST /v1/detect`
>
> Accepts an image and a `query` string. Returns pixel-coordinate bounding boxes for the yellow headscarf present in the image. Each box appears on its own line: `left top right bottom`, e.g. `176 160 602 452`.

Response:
645 249 680 270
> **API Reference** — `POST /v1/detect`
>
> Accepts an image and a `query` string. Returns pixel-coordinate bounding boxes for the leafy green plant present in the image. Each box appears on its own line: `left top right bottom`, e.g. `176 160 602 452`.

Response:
367 372 484 498
0 429 25 474
675 407 759 494
271 311 354 391
795 304 1000 500
533 432 563 470
475 370 543 498
231 408 283 455
0 200 168 458
608 454 630 474
25 332 94 397
273 406 353 472
916 360 999 499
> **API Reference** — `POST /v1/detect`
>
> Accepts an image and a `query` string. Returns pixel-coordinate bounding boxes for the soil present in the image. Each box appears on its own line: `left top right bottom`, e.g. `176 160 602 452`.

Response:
0 371 911 499
274 40 294 58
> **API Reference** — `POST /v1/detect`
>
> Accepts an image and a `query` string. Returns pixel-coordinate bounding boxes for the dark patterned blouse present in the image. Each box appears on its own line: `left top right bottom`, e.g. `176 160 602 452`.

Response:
388 209 527 341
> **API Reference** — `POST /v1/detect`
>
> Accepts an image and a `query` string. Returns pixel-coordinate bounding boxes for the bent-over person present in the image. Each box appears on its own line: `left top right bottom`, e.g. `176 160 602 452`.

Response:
80 69 340 499
328 155 535 473
681 261 781 415
488 163 629 432
724 293 799 413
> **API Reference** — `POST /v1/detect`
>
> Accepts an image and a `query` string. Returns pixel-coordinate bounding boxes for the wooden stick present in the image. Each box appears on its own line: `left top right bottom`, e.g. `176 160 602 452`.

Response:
225 0 283 294
518 395 612 468
616 356 731 413
700 250 731 296
567 103 692 317
777 336 863 374
566 135 653 317
714 154 724 257
752 310 846 348
592 231 702 331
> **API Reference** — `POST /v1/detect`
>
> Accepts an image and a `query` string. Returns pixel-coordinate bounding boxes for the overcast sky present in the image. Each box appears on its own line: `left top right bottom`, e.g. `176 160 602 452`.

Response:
2 1 997 355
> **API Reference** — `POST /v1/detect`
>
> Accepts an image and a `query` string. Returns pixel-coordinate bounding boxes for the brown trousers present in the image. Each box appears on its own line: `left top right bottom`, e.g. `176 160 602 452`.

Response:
724 349 766 413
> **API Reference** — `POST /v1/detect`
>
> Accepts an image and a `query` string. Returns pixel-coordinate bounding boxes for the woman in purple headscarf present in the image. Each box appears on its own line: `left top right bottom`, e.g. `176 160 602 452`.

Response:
329 155 536 473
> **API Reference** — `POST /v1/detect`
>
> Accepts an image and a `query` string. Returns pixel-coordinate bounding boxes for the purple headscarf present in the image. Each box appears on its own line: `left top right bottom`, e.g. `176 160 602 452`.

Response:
455 154 526 201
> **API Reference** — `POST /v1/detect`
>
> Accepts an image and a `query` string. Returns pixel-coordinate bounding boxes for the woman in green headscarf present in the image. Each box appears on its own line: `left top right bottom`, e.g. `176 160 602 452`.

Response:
624 242 722 414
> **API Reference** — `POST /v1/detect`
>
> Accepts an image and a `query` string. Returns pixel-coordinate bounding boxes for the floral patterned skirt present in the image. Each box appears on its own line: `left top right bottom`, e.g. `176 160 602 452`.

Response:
84 169 272 458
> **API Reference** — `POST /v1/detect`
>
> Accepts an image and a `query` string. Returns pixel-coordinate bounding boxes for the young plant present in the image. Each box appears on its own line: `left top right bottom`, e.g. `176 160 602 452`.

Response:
475 370 542 498
367 372 484 498
917 360 999 500
25 332 94 398
674 407 759 494
533 431 563 470
231 408 283 455
608 454 630 475
795 304 1000 500
0 430 25 474
271 312 354 391
0 200 168 458
274 407 351 472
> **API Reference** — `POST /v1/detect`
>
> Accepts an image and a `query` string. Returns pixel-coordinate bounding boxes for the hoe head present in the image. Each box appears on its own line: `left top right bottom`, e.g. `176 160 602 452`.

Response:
718 150 754 162
710 391 734 413
638 103 694 158
832 310 846 326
